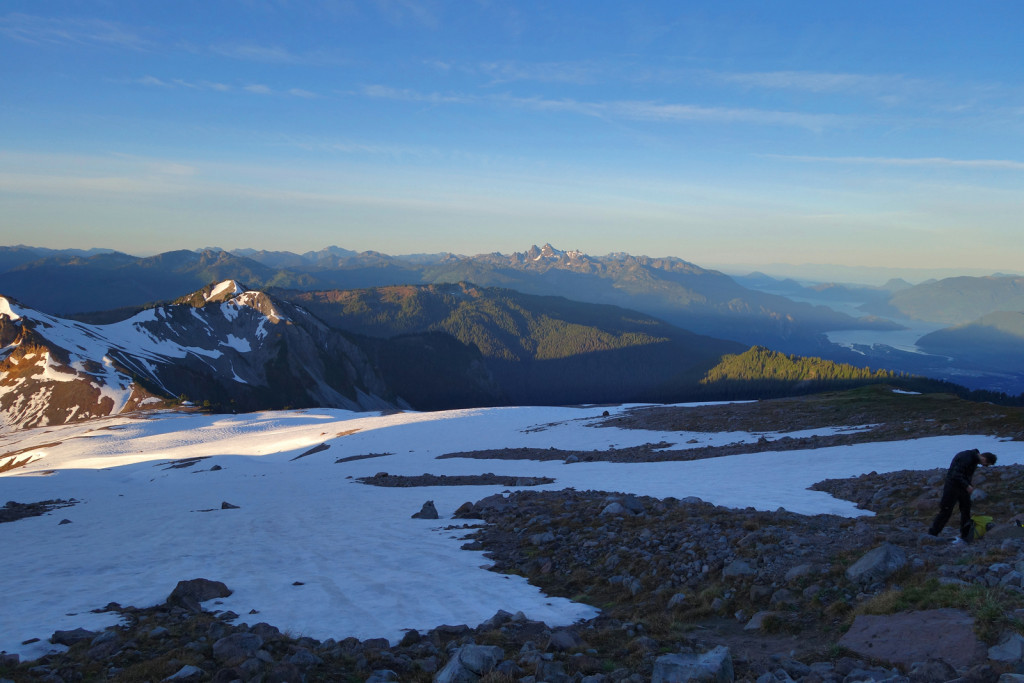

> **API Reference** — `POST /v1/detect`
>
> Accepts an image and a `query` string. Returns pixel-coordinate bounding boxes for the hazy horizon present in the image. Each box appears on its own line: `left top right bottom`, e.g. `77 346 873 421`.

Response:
2 2 1022 273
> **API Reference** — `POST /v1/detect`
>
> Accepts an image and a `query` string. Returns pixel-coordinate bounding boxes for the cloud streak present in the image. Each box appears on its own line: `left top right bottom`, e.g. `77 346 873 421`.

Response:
136 76 318 98
770 154 1024 171
362 85 851 131
0 13 151 50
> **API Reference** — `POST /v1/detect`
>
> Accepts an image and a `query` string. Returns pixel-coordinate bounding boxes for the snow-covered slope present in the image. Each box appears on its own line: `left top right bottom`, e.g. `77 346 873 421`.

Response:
2 402 1022 660
0 281 396 431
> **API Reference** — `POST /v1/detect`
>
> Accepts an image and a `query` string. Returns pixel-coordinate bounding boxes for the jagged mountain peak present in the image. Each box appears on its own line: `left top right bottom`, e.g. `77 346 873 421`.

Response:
0 284 396 432
522 244 587 264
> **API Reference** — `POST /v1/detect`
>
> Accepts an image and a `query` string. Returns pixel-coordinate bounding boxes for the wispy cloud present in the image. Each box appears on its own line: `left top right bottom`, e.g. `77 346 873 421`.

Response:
476 60 601 86
769 154 1024 171
362 85 850 131
0 13 151 50
373 0 440 29
136 76 318 98
244 84 274 95
208 42 346 67
714 70 919 95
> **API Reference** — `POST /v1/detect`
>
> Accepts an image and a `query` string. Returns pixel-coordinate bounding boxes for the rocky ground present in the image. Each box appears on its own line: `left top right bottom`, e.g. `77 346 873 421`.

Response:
4 388 1024 682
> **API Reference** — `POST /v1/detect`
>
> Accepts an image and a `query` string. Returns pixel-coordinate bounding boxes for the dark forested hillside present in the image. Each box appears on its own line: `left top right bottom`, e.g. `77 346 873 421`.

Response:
284 282 747 406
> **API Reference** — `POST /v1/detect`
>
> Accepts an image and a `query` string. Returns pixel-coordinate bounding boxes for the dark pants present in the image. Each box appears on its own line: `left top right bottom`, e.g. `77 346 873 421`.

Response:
928 481 972 539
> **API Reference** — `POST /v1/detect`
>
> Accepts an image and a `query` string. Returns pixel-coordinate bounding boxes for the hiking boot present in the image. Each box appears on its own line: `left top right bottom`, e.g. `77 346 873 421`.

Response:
952 537 967 545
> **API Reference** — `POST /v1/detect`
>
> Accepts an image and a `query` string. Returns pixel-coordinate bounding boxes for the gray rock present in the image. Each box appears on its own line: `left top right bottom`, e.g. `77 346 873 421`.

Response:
162 664 204 681
530 531 556 545
212 632 265 665
285 647 323 666
547 629 585 652
536 659 571 683
1001 570 1024 588
744 611 780 631
413 500 439 519
600 502 630 516
784 564 816 582
907 658 957 683
769 588 796 607
722 559 755 579
166 578 232 613
50 628 97 646
652 647 734 683
433 644 504 683
845 543 907 584
838 608 986 669
667 592 688 609
366 669 401 683
989 632 1024 663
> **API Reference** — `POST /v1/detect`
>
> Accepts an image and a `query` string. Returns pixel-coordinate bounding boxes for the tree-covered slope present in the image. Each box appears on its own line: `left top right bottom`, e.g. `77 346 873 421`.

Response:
284 282 747 405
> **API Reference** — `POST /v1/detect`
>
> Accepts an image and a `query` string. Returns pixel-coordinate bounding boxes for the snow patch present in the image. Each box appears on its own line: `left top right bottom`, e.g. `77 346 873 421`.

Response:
0 296 23 321
221 334 251 353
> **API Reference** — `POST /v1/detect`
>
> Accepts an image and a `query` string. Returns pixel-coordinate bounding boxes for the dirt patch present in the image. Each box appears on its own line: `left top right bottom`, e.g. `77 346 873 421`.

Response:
357 473 554 487
0 441 61 473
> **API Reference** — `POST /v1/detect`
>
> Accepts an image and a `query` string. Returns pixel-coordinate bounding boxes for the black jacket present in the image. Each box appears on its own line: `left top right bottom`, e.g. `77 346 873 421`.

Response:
946 449 981 489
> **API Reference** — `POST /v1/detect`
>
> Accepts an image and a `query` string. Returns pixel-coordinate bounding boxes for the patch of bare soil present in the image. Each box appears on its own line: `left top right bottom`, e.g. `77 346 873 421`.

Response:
357 472 554 487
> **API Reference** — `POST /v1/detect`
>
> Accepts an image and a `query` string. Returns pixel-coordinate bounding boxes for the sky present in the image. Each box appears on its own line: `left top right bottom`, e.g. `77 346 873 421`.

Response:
3 402 1019 660
1 1 1023 273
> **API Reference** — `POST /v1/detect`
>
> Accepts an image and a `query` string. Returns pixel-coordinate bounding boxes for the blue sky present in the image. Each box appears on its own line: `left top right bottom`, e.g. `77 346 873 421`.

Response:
1 1 1022 275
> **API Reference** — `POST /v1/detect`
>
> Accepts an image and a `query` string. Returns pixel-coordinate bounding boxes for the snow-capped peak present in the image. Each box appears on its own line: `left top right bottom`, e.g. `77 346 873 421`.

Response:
526 244 585 262
0 295 23 321
206 280 245 302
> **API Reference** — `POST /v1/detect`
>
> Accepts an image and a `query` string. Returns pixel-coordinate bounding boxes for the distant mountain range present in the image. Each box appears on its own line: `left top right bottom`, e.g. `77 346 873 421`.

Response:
2 244 1022 399
0 244 896 352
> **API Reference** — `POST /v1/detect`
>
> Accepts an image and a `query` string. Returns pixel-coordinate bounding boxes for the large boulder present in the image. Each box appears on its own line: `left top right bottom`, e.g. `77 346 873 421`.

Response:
845 543 906 584
838 609 987 669
989 632 1024 663
652 646 734 683
433 644 504 683
166 578 232 613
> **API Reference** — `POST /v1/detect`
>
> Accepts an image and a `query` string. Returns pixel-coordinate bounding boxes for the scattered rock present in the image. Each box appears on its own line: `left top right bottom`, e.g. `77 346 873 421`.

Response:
166 578 233 613
845 543 907 584
412 500 439 519
652 646 733 683
50 628 96 646
433 643 503 683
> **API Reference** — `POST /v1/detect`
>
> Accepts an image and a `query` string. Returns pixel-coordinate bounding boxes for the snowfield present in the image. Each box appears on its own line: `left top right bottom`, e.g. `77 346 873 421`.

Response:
1 403 1021 660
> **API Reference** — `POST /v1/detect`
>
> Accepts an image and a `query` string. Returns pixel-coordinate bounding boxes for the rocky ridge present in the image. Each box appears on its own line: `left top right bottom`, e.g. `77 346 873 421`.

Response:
0 281 397 431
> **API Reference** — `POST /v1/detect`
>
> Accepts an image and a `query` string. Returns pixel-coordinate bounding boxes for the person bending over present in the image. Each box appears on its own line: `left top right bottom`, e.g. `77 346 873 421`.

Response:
928 448 997 544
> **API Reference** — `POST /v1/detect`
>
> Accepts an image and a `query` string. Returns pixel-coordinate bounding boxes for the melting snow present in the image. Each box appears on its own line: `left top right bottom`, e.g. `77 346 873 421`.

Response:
2 403 1022 661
